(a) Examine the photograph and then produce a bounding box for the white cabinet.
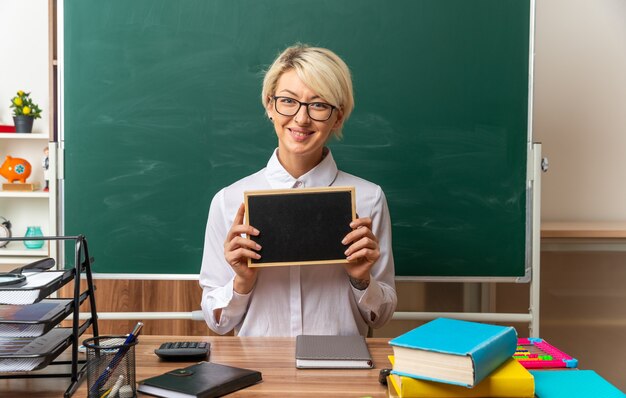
[0,134,57,270]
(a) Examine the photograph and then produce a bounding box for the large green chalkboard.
[64,0,531,277]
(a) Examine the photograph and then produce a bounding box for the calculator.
[154,341,210,361]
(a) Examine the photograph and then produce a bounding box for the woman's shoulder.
[335,170,387,211]
[213,168,270,202]
[335,170,383,195]
[335,171,388,216]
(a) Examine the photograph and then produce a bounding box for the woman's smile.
[288,127,315,141]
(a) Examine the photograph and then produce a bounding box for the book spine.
[471,327,518,385]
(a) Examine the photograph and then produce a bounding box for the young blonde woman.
[200,44,397,337]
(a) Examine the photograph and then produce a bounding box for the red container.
[0,125,16,133]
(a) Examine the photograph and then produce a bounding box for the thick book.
[388,356,534,397]
[389,318,517,387]
[295,335,374,369]
[137,361,262,398]
[530,370,624,398]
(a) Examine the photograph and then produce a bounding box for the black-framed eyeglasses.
[272,96,336,122]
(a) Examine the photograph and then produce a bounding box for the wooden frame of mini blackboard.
[244,186,356,267]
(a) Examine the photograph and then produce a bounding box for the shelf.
[0,247,49,257]
[0,191,50,198]
[0,133,50,141]
[0,242,49,262]
[542,222,626,239]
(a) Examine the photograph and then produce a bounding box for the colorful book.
[387,376,400,398]
[389,318,518,387]
[388,356,534,397]
[514,337,578,369]
[530,370,624,398]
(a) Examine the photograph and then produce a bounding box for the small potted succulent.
[10,90,42,133]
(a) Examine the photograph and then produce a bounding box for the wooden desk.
[1,336,393,397]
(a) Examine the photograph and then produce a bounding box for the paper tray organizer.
[0,298,75,338]
[0,328,73,372]
[0,235,100,398]
[0,270,74,305]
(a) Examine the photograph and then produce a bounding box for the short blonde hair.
[262,44,354,139]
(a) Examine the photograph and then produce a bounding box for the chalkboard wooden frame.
[244,187,356,267]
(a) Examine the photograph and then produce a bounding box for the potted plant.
[10,90,42,133]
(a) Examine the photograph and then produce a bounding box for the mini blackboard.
[244,187,356,267]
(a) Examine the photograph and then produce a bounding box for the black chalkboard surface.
[63,0,531,277]
[245,187,356,267]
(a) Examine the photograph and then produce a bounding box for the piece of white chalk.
[109,374,124,398]
[117,385,134,398]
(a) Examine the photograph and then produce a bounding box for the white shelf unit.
[0,135,57,271]
[0,1,55,272]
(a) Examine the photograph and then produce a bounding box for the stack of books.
[387,318,535,398]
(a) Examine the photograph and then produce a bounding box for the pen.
[90,322,143,396]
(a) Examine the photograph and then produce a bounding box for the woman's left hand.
[342,217,380,282]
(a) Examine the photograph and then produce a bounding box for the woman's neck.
[277,148,327,179]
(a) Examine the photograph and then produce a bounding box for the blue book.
[530,370,624,398]
[389,318,518,387]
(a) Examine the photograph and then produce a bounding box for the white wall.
[0,1,50,134]
[534,0,626,222]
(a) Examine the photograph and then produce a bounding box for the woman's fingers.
[225,204,259,244]
[225,235,261,254]
[233,203,246,224]
[224,203,262,267]
[342,216,380,270]
[226,247,261,263]
[342,218,377,247]
[345,236,377,259]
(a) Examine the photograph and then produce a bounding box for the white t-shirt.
[199,148,397,336]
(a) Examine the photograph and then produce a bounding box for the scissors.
[0,258,55,288]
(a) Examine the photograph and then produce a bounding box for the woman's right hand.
[224,203,261,294]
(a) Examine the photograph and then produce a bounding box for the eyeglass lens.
[273,96,334,121]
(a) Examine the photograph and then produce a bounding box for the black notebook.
[137,361,262,398]
[296,335,374,369]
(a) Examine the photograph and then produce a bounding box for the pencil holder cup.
[83,335,138,398]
